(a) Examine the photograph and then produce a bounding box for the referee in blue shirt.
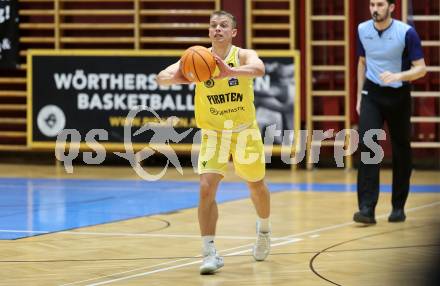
[354,0,426,224]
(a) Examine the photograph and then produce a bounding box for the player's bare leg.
[248,179,271,261]
[198,173,224,274]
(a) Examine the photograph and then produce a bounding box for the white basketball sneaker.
[253,222,271,261]
[199,248,224,275]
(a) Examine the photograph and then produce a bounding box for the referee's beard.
[372,9,391,22]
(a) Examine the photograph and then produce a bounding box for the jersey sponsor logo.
[228,77,239,86]
[204,79,215,88]
[206,92,243,105]
[209,106,245,116]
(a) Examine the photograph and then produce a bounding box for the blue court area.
[0,177,439,240]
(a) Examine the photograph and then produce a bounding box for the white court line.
[401,201,440,212]
[60,237,280,286]
[0,230,260,240]
[224,238,304,257]
[60,257,199,286]
[0,230,49,234]
[82,238,305,286]
[60,236,288,286]
[54,200,440,286]
[279,200,440,241]
[86,260,205,286]
[75,200,440,286]
[6,200,440,238]
[83,238,305,286]
[62,232,259,240]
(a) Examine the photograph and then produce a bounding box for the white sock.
[258,217,271,233]
[202,235,215,254]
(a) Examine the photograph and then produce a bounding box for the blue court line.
[0,177,438,240]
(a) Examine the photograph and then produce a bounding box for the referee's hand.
[380,71,402,84]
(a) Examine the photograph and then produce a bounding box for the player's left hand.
[380,71,402,84]
[212,53,234,79]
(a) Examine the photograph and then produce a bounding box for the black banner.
[29,51,299,150]
[31,54,197,145]
[0,0,19,69]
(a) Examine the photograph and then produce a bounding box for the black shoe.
[353,208,376,224]
[388,209,406,222]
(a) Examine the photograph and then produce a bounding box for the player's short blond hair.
[210,10,237,28]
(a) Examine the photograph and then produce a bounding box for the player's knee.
[248,180,268,195]
[199,181,216,202]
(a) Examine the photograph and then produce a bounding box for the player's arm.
[156,61,191,86]
[213,49,265,79]
[356,56,366,115]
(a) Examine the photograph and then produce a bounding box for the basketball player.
[156,10,271,274]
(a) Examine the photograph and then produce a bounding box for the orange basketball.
[180,46,216,82]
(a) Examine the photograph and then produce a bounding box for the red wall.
[222,0,245,47]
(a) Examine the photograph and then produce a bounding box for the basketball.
[180,46,216,82]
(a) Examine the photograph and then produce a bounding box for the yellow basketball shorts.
[197,122,266,182]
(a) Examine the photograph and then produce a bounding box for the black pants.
[357,79,412,212]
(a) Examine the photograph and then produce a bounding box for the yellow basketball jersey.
[194,45,256,131]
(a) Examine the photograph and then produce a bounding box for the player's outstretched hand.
[174,63,192,84]
[212,53,234,79]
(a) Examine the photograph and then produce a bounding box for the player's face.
[370,0,394,22]
[209,15,237,44]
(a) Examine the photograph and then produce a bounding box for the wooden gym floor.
[0,164,439,286]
